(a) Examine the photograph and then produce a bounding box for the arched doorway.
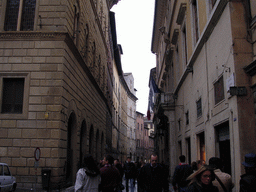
[96,130,100,162]
[89,126,94,155]
[66,112,77,185]
[101,133,104,159]
[80,120,87,167]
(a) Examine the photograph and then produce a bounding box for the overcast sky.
[111,0,156,115]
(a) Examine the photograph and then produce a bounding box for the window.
[73,1,80,45]
[4,0,36,31]
[2,78,24,114]
[178,118,181,131]
[196,98,202,118]
[181,23,188,66]
[3,165,11,176]
[214,76,225,104]
[82,24,89,61]
[185,111,189,125]
[192,0,199,43]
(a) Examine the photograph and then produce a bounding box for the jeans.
[125,178,135,192]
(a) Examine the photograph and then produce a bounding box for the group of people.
[73,152,256,192]
[172,153,256,192]
[74,153,169,192]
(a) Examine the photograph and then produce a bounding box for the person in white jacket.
[74,154,101,192]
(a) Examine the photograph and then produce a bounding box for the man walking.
[209,157,234,192]
[137,154,169,192]
[172,155,193,192]
[123,157,136,192]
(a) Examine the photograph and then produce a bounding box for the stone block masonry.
[0,32,109,189]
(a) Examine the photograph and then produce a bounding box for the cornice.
[151,0,168,53]
[0,31,67,40]
[120,75,138,101]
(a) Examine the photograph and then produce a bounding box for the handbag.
[215,174,228,192]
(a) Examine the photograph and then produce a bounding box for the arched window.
[89,126,94,155]
[73,1,80,45]
[4,0,36,31]
[91,41,96,73]
[98,55,101,84]
[82,24,89,63]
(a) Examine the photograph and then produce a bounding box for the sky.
[111,0,156,115]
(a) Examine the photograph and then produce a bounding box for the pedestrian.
[123,157,136,192]
[74,154,101,192]
[114,158,125,192]
[136,161,145,192]
[100,154,121,192]
[137,153,169,192]
[196,160,205,170]
[191,161,198,172]
[186,165,218,192]
[172,155,193,192]
[239,153,256,192]
[209,157,234,192]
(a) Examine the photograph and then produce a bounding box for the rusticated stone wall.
[0,0,113,189]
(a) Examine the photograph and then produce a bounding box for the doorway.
[80,120,87,168]
[215,122,231,174]
[66,112,77,185]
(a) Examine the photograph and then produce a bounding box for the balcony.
[154,92,175,112]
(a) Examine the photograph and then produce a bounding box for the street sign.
[34,147,41,161]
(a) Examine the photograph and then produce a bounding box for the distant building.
[143,114,155,161]
[124,73,137,161]
[135,112,154,163]
[135,112,145,162]
[110,14,137,163]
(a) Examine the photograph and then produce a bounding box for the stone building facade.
[135,111,145,162]
[135,112,154,163]
[0,0,122,190]
[143,114,155,162]
[124,73,137,160]
[151,0,256,190]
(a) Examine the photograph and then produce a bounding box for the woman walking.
[186,165,218,192]
[74,154,101,192]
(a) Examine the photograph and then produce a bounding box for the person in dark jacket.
[240,153,256,192]
[137,154,169,192]
[172,155,193,192]
[114,158,124,192]
[186,165,218,192]
[123,157,136,192]
[100,155,121,192]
